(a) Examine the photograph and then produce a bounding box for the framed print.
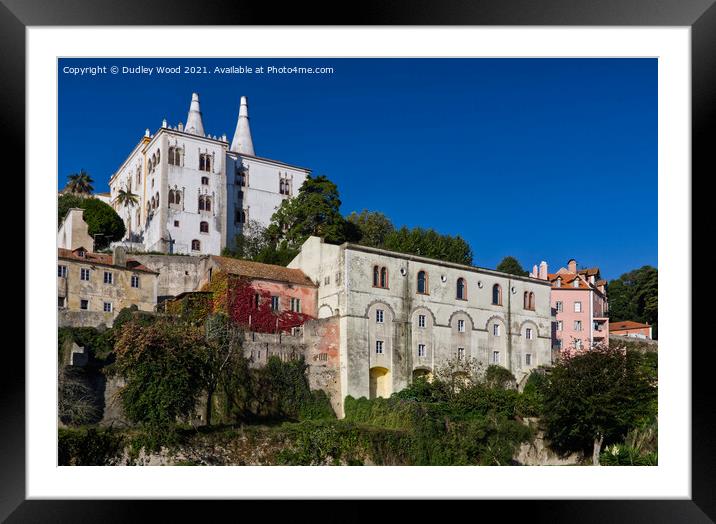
[6,0,714,520]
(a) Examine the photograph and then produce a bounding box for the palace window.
[200,221,209,233]
[457,347,465,360]
[575,339,584,350]
[375,340,384,354]
[103,271,113,284]
[417,271,428,294]
[574,320,582,331]
[526,327,533,340]
[199,153,212,172]
[58,265,67,278]
[131,275,140,288]
[80,268,90,281]
[418,314,426,328]
[198,195,212,212]
[376,309,384,323]
[380,267,388,288]
[556,301,563,312]
[103,302,113,313]
[271,296,280,311]
[236,209,246,224]
[168,189,182,206]
[174,220,180,227]
[457,319,465,333]
[168,147,182,166]
[237,172,246,186]
[492,351,500,364]
[191,239,201,251]
[493,324,501,336]
[574,301,582,313]
[525,353,532,366]
[492,284,502,305]
[557,320,563,331]
[80,299,89,310]
[456,278,466,300]
[418,344,426,357]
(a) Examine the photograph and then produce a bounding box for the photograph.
[56,57,659,467]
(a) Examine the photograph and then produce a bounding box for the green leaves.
[608,265,658,338]
[496,256,529,277]
[58,194,126,249]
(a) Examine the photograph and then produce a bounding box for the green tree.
[113,318,208,446]
[115,184,139,209]
[383,226,473,265]
[222,219,270,261]
[63,169,95,196]
[496,256,529,277]
[347,209,394,248]
[542,345,657,465]
[58,195,126,249]
[268,175,357,249]
[607,266,658,338]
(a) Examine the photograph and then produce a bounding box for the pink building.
[530,258,609,353]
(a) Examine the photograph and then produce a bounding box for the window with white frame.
[575,339,583,350]
[375,340,384,354]
[271,296,280,311]
[104,271,113,284]
[574,301,582,312]
[103,302,112,312]
[290,298,301,313]
[80,268,90,281]
[457,347,465,360]
[526,327,533,340]
[376,309,384,323]
[557,320,563,331]
[525,353,532,366]
[493,324,501,336]
[417,344,426,357]
[492,351,500,364]
[58,265,67,278]
[457,319,465,332]
[574,320,582,331]
[556,301,563,312]
[418,314,426,328]
[131,275,140,288]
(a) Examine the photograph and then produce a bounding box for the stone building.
[57,246,159,327]
[289,236,554,415]
[107,93,310,255]
[530,258,609,352]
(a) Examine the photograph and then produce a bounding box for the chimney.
[184,93,205,136]
[531,264,538,278]
[567,259,577,273]
[231,95,256,155]
[113,246,127,268]
[539,261,548,280]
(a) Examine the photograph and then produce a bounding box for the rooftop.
[610,321,651,331]
[58,247,158,274]
[210,256,316,287]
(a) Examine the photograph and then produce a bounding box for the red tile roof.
[58,247,158,274]
[610,321,651,331]
[210,256,316,287]
[548,272,590,289]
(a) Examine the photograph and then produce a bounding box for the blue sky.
[58,58,656,280]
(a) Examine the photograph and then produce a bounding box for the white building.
[108,93,310,255]
[289,237,554,415]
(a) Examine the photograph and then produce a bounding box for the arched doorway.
[369,367,391,399]
[412,368,433,383]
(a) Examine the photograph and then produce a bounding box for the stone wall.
[131,254,209,301]
[59,309,114,329]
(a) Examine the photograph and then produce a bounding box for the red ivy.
[221,276,314,334]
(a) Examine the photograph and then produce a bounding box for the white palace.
[107,93,310,255]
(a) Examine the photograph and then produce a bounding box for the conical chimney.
[230,96,255,155]
[184,93,205,136]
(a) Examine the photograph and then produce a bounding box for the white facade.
[108,93,309,255]
[290,237,554,415]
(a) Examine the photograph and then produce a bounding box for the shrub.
[58,427,125,465]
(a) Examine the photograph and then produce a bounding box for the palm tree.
[64,170,94,196]
[115,184,139,241]
[115,185,139,208]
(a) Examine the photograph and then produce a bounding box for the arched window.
[198,195,211,212]
[529,292,535,310]
[524,291,529,309]
[380,267,388,288]
[417,271,428,294]
[168,190,175,205]
[174,191,180,205]
[191,239,201,251]
[198,195,205,211]
[199,153,212,172]
[205,196,211,212]
[235,209,246,224]
[373,266,380,287]
[200,221,209,233]
[456,278,466,300]
[492,284,502,305]
[279,179,285,194]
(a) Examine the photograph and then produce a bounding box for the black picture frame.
[6,0,712,521]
